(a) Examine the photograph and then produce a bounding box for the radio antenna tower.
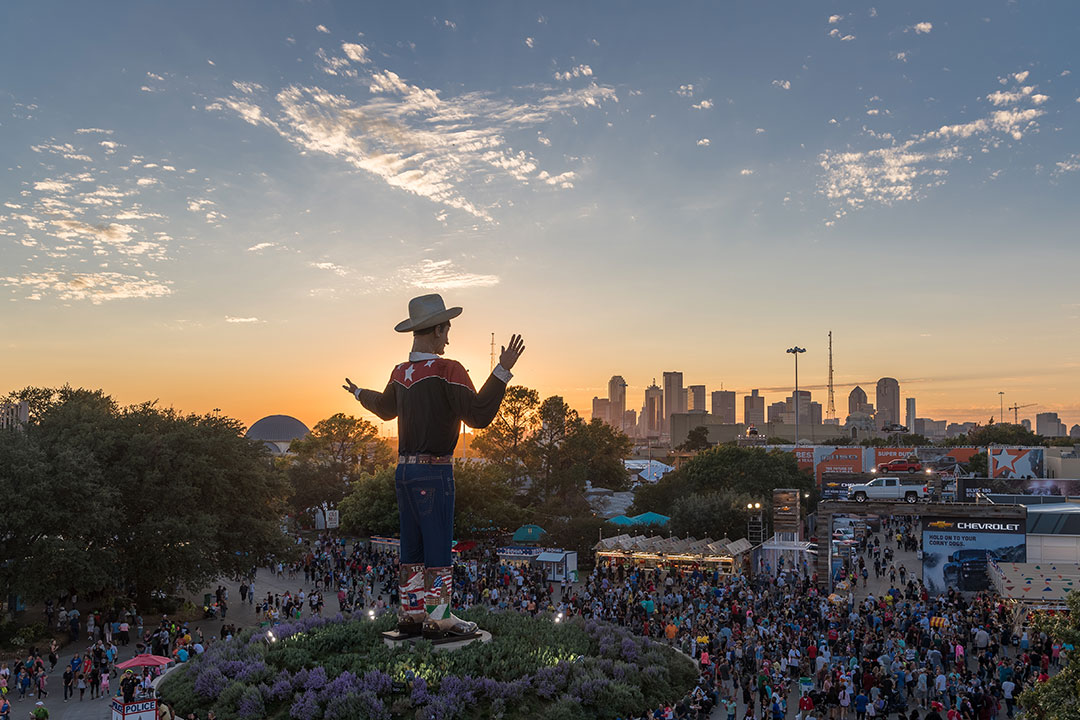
[826,331,836,420]
[490,332,496,372]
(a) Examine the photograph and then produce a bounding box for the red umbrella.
[116,654,173,670]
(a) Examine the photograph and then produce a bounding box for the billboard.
[816,447,864,483]
[873,447,915,465]
[990,448,1045,478]
[958,476,1080,501]
[921,516,1026,594]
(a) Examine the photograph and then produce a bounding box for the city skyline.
[2,2,1079,433]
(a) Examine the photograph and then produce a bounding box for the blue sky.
[2,1,1079,429]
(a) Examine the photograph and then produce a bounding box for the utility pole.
[826,331,836,421]
[786,346,806,446]
[998,391,1004,426]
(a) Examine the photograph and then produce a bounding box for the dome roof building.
[245,414,310,455]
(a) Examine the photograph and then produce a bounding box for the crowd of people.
[10,521,1067,720]
[276,522,1066,720]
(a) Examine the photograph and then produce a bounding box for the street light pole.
[786,346,806,446]
[998,391,1004,425]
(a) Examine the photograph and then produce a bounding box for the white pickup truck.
[847,476,929,504]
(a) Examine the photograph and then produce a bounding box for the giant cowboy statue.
[343,294,525,639]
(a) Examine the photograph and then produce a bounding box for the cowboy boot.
[396,563,425,636]
[422,566,477,639]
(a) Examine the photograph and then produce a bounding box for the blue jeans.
[395,463,454,568]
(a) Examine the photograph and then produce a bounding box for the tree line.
[0,386,293,607]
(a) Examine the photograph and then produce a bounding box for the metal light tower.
[786,346,806,445]
[998,391,1004,425]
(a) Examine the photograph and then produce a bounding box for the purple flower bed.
[159,609,697,720]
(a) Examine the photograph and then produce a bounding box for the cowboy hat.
[394,294,462,333]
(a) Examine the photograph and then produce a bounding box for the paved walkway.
[18,565,314,720]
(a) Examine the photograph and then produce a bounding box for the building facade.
[686,385,706,413]
[744,389,765,426]
[662,371,684,432]
[905,397,916,432]
[608,376,626,430]
[644,381,664,437]
[592,397,611,425]
[1036,412,1067,438]
[0,401,29,430]
[875,377,900,426]
[711,390,736,424]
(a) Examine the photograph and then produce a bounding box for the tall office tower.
[608,376,627,430]
[712,390,737,424]
[876,377,900,426]
[1036,412,1066,438]
[686,385,706,413]
[644,380,664,436]
[767,401,787,424]
[744,389,765,426]
[848,386,869,415]
[662,371,684,431]
[1021,419,1032,432]
[623,409,637,435]
[591,397,610,425]
[809,401,823,426]
[905,398,916,431]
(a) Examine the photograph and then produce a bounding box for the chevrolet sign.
[928,521,952,529]
[956,522,1020,532]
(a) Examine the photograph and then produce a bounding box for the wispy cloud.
[209,42,615,222]
[554,65,592,82]
[246,242,279,252]
[1055,154,1080,174]
[401,259,499,290]
[524,37,534,49]
[315,24,330,34]
[675,84,694,98]
[772,80,791,90]
[911,22,933,34]
[225,316,262,323]
[740,168,754,175]
[819,75,1048,222]
[691,99,713,110]
[0,271,171,303]
[696,138,710,147]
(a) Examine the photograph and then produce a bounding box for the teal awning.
[512,524,547,543]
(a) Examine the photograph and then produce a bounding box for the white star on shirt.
[404,364,415,382]
[425,360,436,367]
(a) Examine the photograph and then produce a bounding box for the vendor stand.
[594,533,751,574]
[534,551,578,582]
[111,654,172,720]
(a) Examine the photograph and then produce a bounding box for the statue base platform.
[382,628,490,651]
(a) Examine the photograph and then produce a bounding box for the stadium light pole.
[786,346,806,446]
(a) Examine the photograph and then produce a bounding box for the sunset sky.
[3,1,1079,435]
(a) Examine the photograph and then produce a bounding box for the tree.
[631,445,811,516]
[669,491,758,541]
[677,426,711,452]
[452,461,523,536]
[962,423,1041,447]
[1019,590,1080,719]
[528,396,581,505]
[2,386,293,603]
[338,467,399,537]
[562,419,634,491]
[286,413,395,513]
[470,385,540,480]
[967,451,988,477]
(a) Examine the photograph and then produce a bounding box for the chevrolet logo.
[928,521,952,529]
[827,482,839,487]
